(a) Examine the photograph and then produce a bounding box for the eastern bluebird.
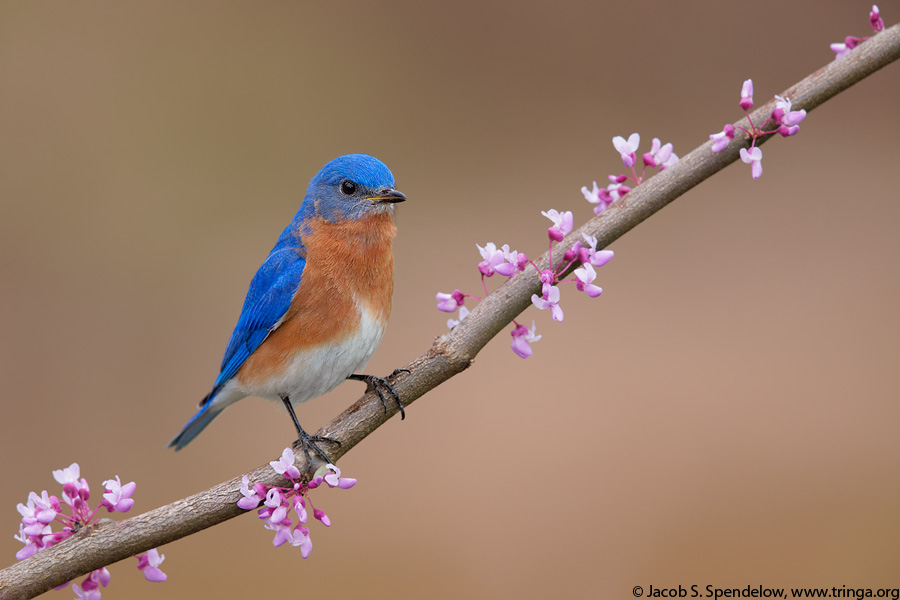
[169,154,406,460]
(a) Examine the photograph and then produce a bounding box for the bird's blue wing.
[211,247,306,394]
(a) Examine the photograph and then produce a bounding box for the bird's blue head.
[301,154,405,223]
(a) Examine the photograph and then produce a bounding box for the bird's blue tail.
[168,396,224,450]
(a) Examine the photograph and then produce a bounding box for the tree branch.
[2,23,898,600]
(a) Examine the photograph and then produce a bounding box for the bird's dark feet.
[281,395,340,464]
[291,430,341,465]
[348,369,409,420]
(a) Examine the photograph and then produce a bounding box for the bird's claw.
[292,431,341,465]
[348,371,408,420]
[282,394,340,464]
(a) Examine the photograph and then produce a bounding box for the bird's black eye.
[340,180,357,196]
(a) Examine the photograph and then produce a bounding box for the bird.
[169,154,406,460]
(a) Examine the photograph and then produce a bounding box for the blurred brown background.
[2,1,899,598]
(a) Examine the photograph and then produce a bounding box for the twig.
[1,23,898,600]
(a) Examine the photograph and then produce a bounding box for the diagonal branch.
[2,23,898,600]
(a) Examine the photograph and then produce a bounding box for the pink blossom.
[435,292,456,312]
[576,238,592,264]
[477,242,516,277]
[92,568,111,588]
[501,245,529,272]
[435,289,465,312]
[581,181,614,215]
[101,476,136,513]
[830,41,851,58]
[606,176,631,198]
[581,180,602,204]
[72,584,101,600]
[845,35,863,49]
[79,580,99,595]
[266,518,308,551]
[660,151,679,169]
[510,321,542,359]
[53,463,89,506]
[136,548,167,582]
[44,529,70,550]
[313,508,331,526]
[870,5,884,31]
[574,264,603,298]
[237,475,262,510]
[541,209,574,242]
[612,133,640,168]
[831,36,864,59]
[264,488,288,524]
[740,146,763,179]
[642,138,676,169]
[514,251,530,271]
[19,491,59,527]
[710,124,735,153]
[322,464,357,489]
[265,519,294,547]
[577,234,615,268]
[73,568,111,599]
[14,524,39,560]
[292,495,308,523]
[778,124,799,137]
[591,251,614,269]
[773,95,807,128]
[24,522,55,548]
[52,463,80,486]
[15,543,39,561]
[447,305,469,329]
[498,245,522,275]
[291,526,313,558]
[17,499,39,535]
[270,447,302,480]
[739,79,754,110]
[531,283,564,322]
[601,183,629,207]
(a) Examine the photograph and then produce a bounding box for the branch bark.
[2,24,898,600]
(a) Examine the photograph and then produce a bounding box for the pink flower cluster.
[237,448,356,559]
[529,228,613,325]
[709,79,808,179]
[436,212,614,358]
[436,133,683,357]
[13,462,166,599]
[831,5,885,58]
[581,133,679,215]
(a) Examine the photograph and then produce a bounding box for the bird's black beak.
[366,188,407,204]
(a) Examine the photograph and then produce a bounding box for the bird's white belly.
[244,306,386,405]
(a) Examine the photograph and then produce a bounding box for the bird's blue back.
[214,239,306,391]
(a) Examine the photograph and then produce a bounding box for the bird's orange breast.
[236,212,397,386]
